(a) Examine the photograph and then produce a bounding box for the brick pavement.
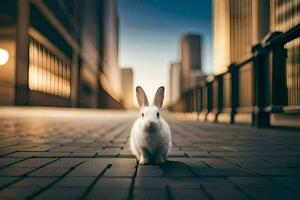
[0,108,300,200]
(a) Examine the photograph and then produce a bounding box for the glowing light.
[29,64,70,98]
[0,48,9,66]
[28,38,71,98]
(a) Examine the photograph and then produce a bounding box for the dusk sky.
[118,0,212,103]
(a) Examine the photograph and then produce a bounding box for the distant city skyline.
[118,0,212,104]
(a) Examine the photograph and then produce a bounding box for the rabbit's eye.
[142,113,144,117]
[157,112,160,118]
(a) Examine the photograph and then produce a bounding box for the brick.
[191,167,251,177]
[11,158,56,168]
[104,166,136,177]
[95,177,131,189]
[10,177,56,188]
[55,177,94,187]
[204,187,250,200]
[171,189,209,200]
[134,177,200,189]
[137,165,163,177]
[29,167,69,177]
[46,158,86,168]
[35,188,85,200]
[0,187,40,200]
[133,189,167,200]
[0,167,34,176]
[67,166,107,177]
[86,189,129,200]
[0,158,25,168]
[0,177,18,188]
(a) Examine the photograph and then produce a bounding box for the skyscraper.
[181,34,203,92]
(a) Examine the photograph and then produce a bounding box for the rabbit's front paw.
[139,157,150,165]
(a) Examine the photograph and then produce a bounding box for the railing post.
[199,87,203,112]
[189,91,191,112]
[252,44,270,128]
[184,94,187,112]
[229,64,238,124]
[216,74,223,121]
[199,82,209,121]
[270,37,287,109]
[207,81,213,117]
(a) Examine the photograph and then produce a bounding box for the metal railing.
[169,23,300,127]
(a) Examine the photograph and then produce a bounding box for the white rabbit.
[130,86,172,165]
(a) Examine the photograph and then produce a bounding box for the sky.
[118,0,212,104]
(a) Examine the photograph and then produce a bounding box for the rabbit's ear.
[153,86,165,109]
[136,86,149,108]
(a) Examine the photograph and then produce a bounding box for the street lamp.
[0,48,9,66]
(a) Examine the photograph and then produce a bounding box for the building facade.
[0,0,122,108]
[181,34,203,92]
[270,0,300,108]
[212,0,231,74]
[121,68,134,109]
[212,0,270,74]
[169,62,181,105]
[212,0,300,108]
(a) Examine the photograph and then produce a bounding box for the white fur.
[130,86,172,165]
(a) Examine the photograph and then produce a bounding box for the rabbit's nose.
[149,121,155,128]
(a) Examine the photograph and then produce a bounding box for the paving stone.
[35,188,85,200]
[204,187,251,200]
[137,165,163,177]
[86,189,129,200]
[170,158,210,168]
[94,177,131,189]
[4,152,41,158]
[104,166,136,177]
[242,187,297,200]
[133,189,167,200]
[0,167,34,176]
[247,168,300,176]
[171,189,209,200]
[271,177,300,191]
[11,158,56,168]
[10,177,56,188]
[134,177,200,189]
[29,167,69,177]
[35,152,73,157]
[67,166,107,177]
[186,151,212,157]
[0,187,40,200]
[134,177,169,189]
[228,177,283,189]
[46,158,86,168]
[0,177,19,188]
[200,158,240,168]
[264,157,300,168]
[67,152,96,157]
[54,177,94,187]
[191,167,253,177]
[224,158,272,168]
[163,167,194,177]
[0,158,25,168]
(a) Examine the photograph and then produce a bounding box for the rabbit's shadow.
[137,160,201,184]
